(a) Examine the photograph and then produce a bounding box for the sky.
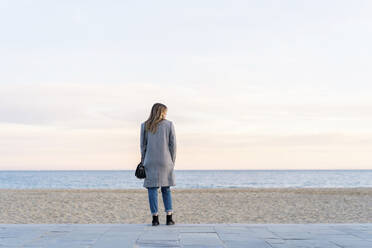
[1,0,372,170]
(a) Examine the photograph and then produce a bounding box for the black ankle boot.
[152,215,159,226]
[166,214,175,225]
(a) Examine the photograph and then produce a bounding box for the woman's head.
[145,103,168,133]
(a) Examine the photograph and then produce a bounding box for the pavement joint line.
[213,226,228,248]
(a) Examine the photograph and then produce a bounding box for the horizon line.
[1,169,372,171]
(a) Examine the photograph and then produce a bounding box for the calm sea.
[0,170,371,189]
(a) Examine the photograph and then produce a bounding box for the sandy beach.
[1,188,371,224]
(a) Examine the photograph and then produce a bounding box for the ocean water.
[0,170,371,189]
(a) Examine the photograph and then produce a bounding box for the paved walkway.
[0,223,371,248]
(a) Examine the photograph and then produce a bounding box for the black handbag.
[135,161,146,179]
[136,124,147,179]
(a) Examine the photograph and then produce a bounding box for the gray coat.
[140,119,176,188]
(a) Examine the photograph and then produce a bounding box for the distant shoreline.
[2,170,372,188]
[2,169,372,171]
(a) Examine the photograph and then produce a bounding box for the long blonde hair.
[145,103,167,134]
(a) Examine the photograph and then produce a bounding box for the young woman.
[140,103,176,226]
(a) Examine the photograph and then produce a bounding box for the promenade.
[1,223,371,247]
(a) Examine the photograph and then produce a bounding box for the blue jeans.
[147,186,173,215]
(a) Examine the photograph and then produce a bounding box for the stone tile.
[182,246,224,248]
[329,238,372,248]
[180,233,224,246]
[345,230,372,239]
[264,238,286,244]
[136,240,181,248]
[269,239,342,248]
[223,239,273,248]
[217,232,257,241]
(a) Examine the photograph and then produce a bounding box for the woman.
[140,103,176,226]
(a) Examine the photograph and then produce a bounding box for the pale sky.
[1,0,372,170]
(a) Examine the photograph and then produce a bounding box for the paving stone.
[269,239,342,248]
[179,233,224,246]
[329,237,372,248]
[223,238,273,248]
[182,246,224,248]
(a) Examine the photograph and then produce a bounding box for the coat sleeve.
[140,123,147,163]
[168,121,177,164]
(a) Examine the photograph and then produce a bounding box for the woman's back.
[141,119,176,188]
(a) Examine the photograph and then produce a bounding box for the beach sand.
[1,188,371,224]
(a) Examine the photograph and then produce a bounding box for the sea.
[0,170,371,189]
